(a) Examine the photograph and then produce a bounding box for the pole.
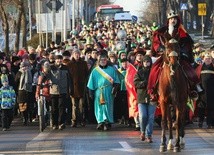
[183,10,186,29]
[61,3,64,42]
[63,0,67,41]
[52,0,56,42]
[72,0,75,30]
[46,13,48,48]
[202,15,204,40]
[28,0,32,40]
[38,0,41,45]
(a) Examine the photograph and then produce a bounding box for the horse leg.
[159,106,167,152]
[167,107,174,150]
[173,109,181,152]
[179,113,185,149]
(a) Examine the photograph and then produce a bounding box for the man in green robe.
[87,54,120,131]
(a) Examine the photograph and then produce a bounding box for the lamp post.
[52,0,56,42]
[28,0,32,40]
[72,0,75,31]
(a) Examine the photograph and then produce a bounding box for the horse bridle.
[164,39,180,76]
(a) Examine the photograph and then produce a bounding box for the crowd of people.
[0,10,214,143]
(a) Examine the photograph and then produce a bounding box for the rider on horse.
[148,10,203,101]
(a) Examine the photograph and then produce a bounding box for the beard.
[168,24,174,36]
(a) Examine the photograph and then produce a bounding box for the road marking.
[25,131,63,154]
[119,141,132,149]
[116,141,135,152]
[0,150,61,154]
[194,129,214,145]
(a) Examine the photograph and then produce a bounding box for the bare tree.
[13,0,27,52]
[0,0,12,55]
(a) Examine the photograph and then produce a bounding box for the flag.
[125,63,138,118]
[187,97,196,121]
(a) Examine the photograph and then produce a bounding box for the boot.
[140,133,145,141]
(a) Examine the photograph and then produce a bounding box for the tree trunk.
[14,11,22,53]
[161,0,167,26]
[0,3,9,56]
[22,8,27,48]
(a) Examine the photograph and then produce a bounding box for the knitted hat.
[20,61,29,68]
[17,49,26,57]
[12,56,21,63]
[143,55,152,63]
[118,50,126,57]
[72,48,80,53]
[43,61,50,70]
[1,74,8,83]
[28,53,37,60]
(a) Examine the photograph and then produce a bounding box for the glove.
[88,89,95,100]
[112,83,120,96]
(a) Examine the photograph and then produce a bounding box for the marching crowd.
[0,10,214,143]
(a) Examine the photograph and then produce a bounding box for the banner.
[125,63,138,118]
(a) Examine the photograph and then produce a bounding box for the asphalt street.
[0,117,213,155]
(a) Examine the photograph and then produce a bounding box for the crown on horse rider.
[167,10,178,19]
[169,39,178,44]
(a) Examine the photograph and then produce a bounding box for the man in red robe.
[148,10,202,101]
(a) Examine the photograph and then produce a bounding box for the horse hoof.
[159,145,167,152]
[173,146,181,152]
[180,143,185,149]
[167,143,174,150]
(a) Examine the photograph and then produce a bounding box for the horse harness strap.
[200,70,214,74]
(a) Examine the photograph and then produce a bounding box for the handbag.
[19,103,27,112]
[50,84,60,95]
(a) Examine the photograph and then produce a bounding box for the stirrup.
[189,90,198,101]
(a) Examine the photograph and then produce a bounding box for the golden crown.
[167,10,178,19]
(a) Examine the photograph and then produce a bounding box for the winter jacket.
[0,86,16,109]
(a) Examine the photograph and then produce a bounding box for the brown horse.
[158,38,189,152]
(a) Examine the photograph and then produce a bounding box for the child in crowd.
[0,74,16,131]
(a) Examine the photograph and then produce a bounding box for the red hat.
[17,49,26,57]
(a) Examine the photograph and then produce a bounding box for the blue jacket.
[0,86,16,109]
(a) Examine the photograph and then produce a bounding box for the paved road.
[0,117,213,155]
[191,34,214,48]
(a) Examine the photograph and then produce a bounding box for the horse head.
[163,38,181,76]
[164,38,180,64]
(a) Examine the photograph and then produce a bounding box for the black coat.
[134,67,151,104]
[200,63,214,110]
